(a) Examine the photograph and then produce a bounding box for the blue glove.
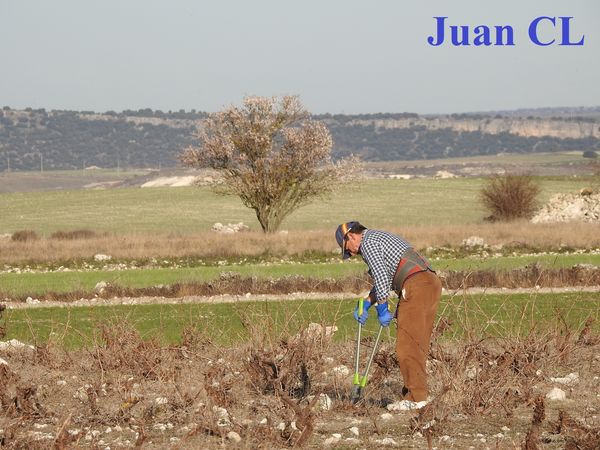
[353,298,372,325]
[375,302,393,327]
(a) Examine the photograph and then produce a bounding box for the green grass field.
[2,253,599,297]
[1,176,597,234]
[3,292,599,348]
[2,173,598,351]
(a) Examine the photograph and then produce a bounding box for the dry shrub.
[481,174,541,221]
[241,314,330,398]
[73,273,370,302]
[442,264,600,289]
[576,317,598,346]
[10,229,38,242]
[551,410,600,449]
[0,357,45,421]
[50,229,99,240]
[91,320,177,381]
[523,396,545,450]
[240,312,336,446]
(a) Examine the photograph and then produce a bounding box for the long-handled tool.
[351,299,384,404]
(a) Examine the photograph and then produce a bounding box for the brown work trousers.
[395,270,442,402]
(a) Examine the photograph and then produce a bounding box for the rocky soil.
[1,318,599,449]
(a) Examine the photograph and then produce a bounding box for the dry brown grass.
[1,222,599,265]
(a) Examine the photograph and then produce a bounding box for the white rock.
[349,426,359,437]
[434,170,456,179]
[375,437,398,446]
[465,366,481,379]
[422,419,436,430]
[73,386,90,402]
[532,193,600,223]
[0,339,35,352]
[380,413,394,420]
[324,434,341,446]
[462,236,485,248]
[386,400,428,411]
[318,393,333,411]
[26,296,40,304]
[212,222,250,233]
[212,406,231,426]
[154,397,168,405]
[332,365,350,376]
[0,357,8,366]
[94,281,110,294]
[549,372,579,385]
[546,387,567,401]
[226,431,241,443]
[141,176,198,188]
[94,254,112,261]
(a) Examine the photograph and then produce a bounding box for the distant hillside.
[0,106,599,171]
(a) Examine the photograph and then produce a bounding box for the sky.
[1,0,599,115]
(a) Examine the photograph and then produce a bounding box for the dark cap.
[335,221,360,259]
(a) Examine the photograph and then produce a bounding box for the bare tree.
[180,96,360,232]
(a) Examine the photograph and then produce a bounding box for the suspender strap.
[392,248,433,292]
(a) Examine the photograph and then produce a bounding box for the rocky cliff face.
[351,117,600,139]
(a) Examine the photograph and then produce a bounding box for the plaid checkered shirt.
[359,229,411,303]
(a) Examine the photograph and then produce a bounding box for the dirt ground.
[1,296,599,450]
